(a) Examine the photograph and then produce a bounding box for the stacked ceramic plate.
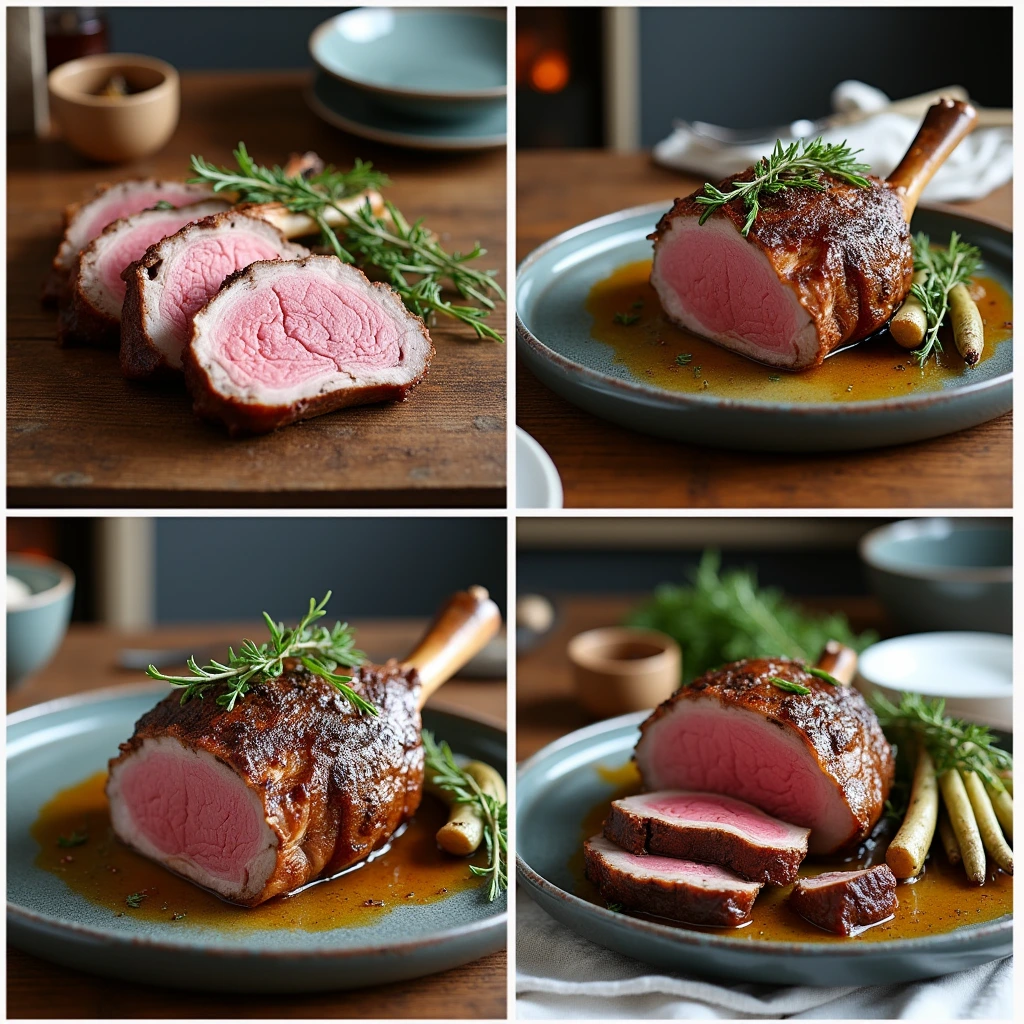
[308,8,507,151]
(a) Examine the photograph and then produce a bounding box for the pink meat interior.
[618,850,743,882]
[159,234,286,348]
[214,273,403,389]
[645,792,795,843]
[79,186,200,247]
[117,751,266,883]
[97,211,212,306]
[657,224,801,354]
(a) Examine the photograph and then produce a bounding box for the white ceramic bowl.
[516,427,563,509]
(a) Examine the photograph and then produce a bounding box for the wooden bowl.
[567,627,681,719]
[48,54,179,163]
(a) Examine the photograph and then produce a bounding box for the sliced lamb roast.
[584,835,762,926]
[183,255,434,435]
[649,100,978,369]
[120,211,310,379]
[106,586,500,907]
[605,790,809,885]
[633,654,894,855]
[60,200,231,347]
[46,180,214,303]
[788,864,898,935]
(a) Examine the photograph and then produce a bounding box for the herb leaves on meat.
[188,144,505,341]
[146,593,375,715]
[696,138,871,236]
[422,730,507,902]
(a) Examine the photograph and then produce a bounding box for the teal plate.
[517,204,1012,451]
[517,713,1012,986]
[8,683,507,993]
[306,73,506,152]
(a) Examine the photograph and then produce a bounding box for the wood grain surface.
[516,151,1012,509]
[7,619,507,1018]
[7,72,507,508]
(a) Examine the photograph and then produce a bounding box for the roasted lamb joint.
[106,587,501,906]
[649,100,978,370]
[633,650,895,854]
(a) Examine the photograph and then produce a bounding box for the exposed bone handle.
[403,586,503,708]
[814,641,858,686]
[248,189,386,241]
[887,99,978,219]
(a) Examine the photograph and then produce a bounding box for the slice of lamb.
[60,200,231,347]
[45,180,214,303]
[788,864,898,935]
[183,255,434,435]
[120,211,310,379]
[585,835,762,926]
[605,790,809,885]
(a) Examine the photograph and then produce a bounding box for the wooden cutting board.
[7,72,506,508]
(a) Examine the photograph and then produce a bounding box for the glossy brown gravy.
[34,772,484,932]
[572,763,1012,943]
[587,259,1012,403]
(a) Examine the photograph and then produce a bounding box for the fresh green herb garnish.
[151,200,175,211]
[870,692,1011,788]
[696,138,871,236]
[57,830,88,848]
[188,144,504,341]
[146,593,374,715]
[125,892,147,908]
[614,312,641,326]
[806,666,841,686]
[675,353,692,366]
[626,551,876,683]
[605,902,624,913]
[422,730,507,902]
[768,676,812,695]
[768,374,781,383]
[908,232,982,366]
[692,365,702,377]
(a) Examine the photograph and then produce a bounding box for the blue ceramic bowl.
[309,8,506,122]
[7,555,75,686]
[859,518,1011,634]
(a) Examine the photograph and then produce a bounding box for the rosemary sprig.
[696,138,871,236]
[422,730,507,902]
[125,892,147,908]
[768,676,811,695]
[188,144,504,341]
[908,232,982,365]
[146,593,375,716]
[57,830,88,848]
[870,691,1011,788]
[805,666,840,686]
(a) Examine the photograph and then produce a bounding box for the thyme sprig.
[146,593,375,716]
[870,691,1011,788]
[696,137,871,236]
[908,232,982,366]
[188,144,504,341]
[422,730,507,902]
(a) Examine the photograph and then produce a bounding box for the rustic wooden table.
[516,152,1012,509]
[7,619,507,1019]
[8,72,507,509]
[516,593,888,761]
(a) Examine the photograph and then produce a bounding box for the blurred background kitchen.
[517,516,1011,759]
[7,516,507,714]
[517,6,1011,150]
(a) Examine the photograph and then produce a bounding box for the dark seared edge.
[789,864,898,935]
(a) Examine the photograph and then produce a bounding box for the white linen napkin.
[516,889,1012,1020]
[652,82,1012,203]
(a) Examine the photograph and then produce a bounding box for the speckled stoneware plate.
[8,683,506,993]
[517,712,1012,986]
[516,204,1012,451]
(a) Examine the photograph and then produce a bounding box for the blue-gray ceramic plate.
[517,712,1012,986]
[516,203,1012,452]
[309,8,505,120]
[306,73,506,152]
[8,683,506,993]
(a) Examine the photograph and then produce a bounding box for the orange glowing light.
[530,50,570,93]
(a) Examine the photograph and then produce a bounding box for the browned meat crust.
[107,659,423,906]
[789,864,898,935]
[604,800,807,885]
[639,658,895,850]
[650,174,914,366]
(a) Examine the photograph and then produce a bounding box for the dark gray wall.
[155,517,506,623]
[638,6,1012,146]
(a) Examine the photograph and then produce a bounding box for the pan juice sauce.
[587,259,1012,403]
[572,766,1012,944]
[34,772,484,932]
